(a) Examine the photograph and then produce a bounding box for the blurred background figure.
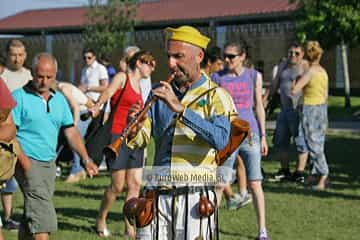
[0,39,33,231]
[269,43,309,183]
[67,48,109,180]
[292,41,329,190]
[262,57,286,117]
[201,45,224,76]
[1,39,32,91]
[53,80,95,181]
[100,54,117,83]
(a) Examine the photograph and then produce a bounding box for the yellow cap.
[165,25,210,50]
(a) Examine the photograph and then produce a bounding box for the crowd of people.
[0,25,329,240]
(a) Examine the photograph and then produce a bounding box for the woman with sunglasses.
[292,41,329,190]
[212,42,269,240]
[91,51,155,238]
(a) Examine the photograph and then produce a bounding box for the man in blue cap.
[127,25,237,239]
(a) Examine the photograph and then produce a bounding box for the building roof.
[0,0,298,34]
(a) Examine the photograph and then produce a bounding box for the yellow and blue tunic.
[129,73,237,184]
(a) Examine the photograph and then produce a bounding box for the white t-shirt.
[1,67,32,92]
[140,76,152,102]
[80,60,108,101]
[58,82,88,111]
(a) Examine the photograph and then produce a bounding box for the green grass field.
[3,132,360,240]
[327,96,360,121]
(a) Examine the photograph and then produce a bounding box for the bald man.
[127,26,237,240]
[12,53,98,240]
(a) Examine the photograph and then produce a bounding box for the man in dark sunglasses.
[268,42,309,183]
[79,48,109,99]
[65,48,109,183]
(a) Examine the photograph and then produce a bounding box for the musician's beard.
[174,76,189,87]
[173,67,191,87]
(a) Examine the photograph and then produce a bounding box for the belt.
[155,185,215,196]
[0,142,14,153]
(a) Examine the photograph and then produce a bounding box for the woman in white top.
[57,82,94,123]
[54,81,95,183]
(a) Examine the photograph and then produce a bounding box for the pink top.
[0,78,16,110]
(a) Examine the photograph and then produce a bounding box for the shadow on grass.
[57,221,94,233]
[55,190,127,202]
[326,135,360,182]
[265,133,360,187]
[56,207,123,232]
[264,183,360,200]
[328,106,360,121]
[219,229,253,239]
[77,182,109,191]
[327,181,360,191]
[54,190,104,200]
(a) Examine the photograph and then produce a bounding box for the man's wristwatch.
[82,158,93,165]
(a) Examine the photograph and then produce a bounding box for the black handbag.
[84,78,128,166]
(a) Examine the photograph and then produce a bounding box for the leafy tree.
[83,0,137,58]
[291,0,360,107]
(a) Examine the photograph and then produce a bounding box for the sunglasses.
[141,60,155,68]
[288,51,301,57]
[83,55,93,60]
[223,53,240,60]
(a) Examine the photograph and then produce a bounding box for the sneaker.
[269,168,291,182]
[98,159,108,171]
[291,171,305,184]
[255,237,270,240]
[56,166,62,177]
[3,218,20,230]
[227,193,252,210]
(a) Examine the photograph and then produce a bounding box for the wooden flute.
[103,73,176,160]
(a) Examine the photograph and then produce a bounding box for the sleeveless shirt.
[110,74,143,134]
[212,68,260,136]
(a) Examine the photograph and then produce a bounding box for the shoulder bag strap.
[107,74,128,122]
[185,87,217,109]
[164,86,218,132]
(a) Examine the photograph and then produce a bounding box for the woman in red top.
[92,51,155,238]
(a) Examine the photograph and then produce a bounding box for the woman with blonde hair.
[91,50,155,238]
[292,41,329,190]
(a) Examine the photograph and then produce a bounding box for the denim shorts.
[237,133,263,181]
[274,108,307,153]
[273,108,299,148]
[220,133,263,181]
[217,151,237,184]
[1,177,18,193]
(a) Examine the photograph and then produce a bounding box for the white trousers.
[136,190,217,240]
